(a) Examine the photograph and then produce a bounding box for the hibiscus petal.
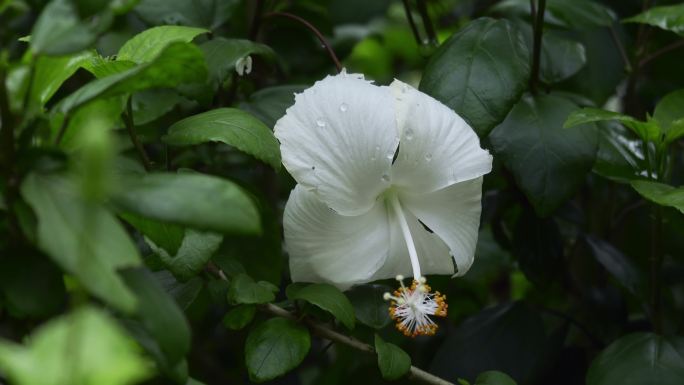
[388,79,492,194]
[275,72,399,216]
[372,203,454,280]
[400,177,484,276]
[283,184,391,288]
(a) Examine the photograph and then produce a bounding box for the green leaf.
[624,4,684,37]
[593,123,647,183]
[654,89,684,143]
[21,173,140,313]
[222,305,257,330]
[240,85,307,128]
[347,284,392,329]
[587,333,684,385]
[286,283,355,329]
[148,229,223,281]
[245,318,310,382]
[0,307,151,385]
[30,51,95,107]
[475,371,517,385]
[82,56,137,78]
[56,97,124,151]
[491,0,615,29]
[420,17,529,136]
[117,25,209,63]
[57,42,207,114]
[135,0,239,29]
[30,0,102,55]
[155,270,204,310]
[120,212,185,255]
[631,180,684,214]
[374,334,411,380]
[585,235,645,297]
[121,268,191,366]
[131,89,184,125]
[112,172,261,235]
[164,108,281,170]
[489,94,598,216]
[564,107,660,142]
[200,37,276,88]
[227,274,278,305]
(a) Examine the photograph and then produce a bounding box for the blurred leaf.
[131,89,183,125]
[112,172,261,235]
[164,108,281,170]
[200,37,276,88]
[490,94,598,216]
[240,84,306,128]
[593,123,646,183]
[245,318,310,382]
[120,213,184,255]
[624,4,684,37]
[346,284,392,329]
[587,333,684,385]
[475,371,518,385]
[154,270,204,310]
[56,97,124,151]
[29,51,95,108]
[30,0,102,55]
[585,235,645,296]
[492,0,615,29]
[564,107,660,142]
[121,268,191,367]
[430,302,547,384]
[21,173,140,313]
[0,307,150,385]
[0,251,65,318]
[512,210,562,287]
[57,42,207,114]
[227,273,277,305]
[421,17,530,136]
[117,25,208,63]
[631,180,684,214]
[135,0,239,29]
[287,283,355,329]
[222,304,256,330]
[374,334,411,380]
[654,88,684,143]
[148,229,223,281]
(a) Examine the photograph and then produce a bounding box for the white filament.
[389,194,421,281]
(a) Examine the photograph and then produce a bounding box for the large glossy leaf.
[631,180,684,214]
[512,210,563,287]
[287,283,355,330]
[135,0,239,29]
[117,25,208,63]
[240,85,307,128]
[429,302,547,383]
[420,17,530,136]
[585,235,645,296]
[593,123,646,183]
[57,42,207,114]
[21,173,140,313]
[374,334,411,380]
[112,172,261,235]
[245,318,311,382]
[624,4,684,36]
[491,0,615,29]
[30,0,101,55]
[490,94,598,216]
[587,333,684,385]
[346,284,392,329]
[200,38,276,88]
[121,268,191,367]
[164,108,281,170]
[0,307,150,385]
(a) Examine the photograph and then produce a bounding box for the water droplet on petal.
[316,118,326,128]
[339,103,348,112]
[386,151,394,160]
[425,153,433,162]
[405,128,414,140]
[381,174,390,182]
[401,84,409,93]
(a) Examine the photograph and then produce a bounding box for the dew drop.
[316,118,326,127]
[401,84,409,93]
[381,174,390,183]
[339,103,348,112]
[425,153,433,162]
[405,128,414,140]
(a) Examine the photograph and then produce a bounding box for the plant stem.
[609,25,632,72]
[416,0,437,45]
[122,97,152,171]
[54,115,70,145]
[639,39,684,68]
[21,56,36,113]
[401,0,423,45]
[0,67,19,239]
[262,12,342,73]
[529,0,546,94]
[649,205,663,333]
[248,0,265,40]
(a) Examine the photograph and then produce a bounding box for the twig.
[529,0,546,94]
[263,12,342,73]
[54,115,70,145]
[639,39,684,68]
[122,97,152,171]
[207,263,454,385]
[401,0,423,45]
[609,25,632,72]
[416,0,437,45]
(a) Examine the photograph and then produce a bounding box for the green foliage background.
[1,0,684,384]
